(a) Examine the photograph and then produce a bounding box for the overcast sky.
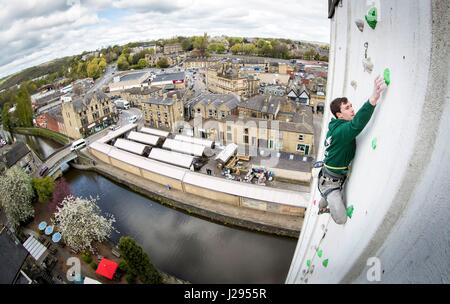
[0,0,330,79]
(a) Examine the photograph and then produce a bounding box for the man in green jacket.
[318,76,386,224]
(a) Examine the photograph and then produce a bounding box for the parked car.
[39,165,49,177]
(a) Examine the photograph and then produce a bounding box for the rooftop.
[0,228,29,284]
[152,72,185,83]
[119,72,149,82]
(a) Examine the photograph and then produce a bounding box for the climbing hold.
[323,259,329,268]
[371,137,377,150]
[306,260,311,268]
[383,68,391,86]
[355,19,364,32]
[346,205,354,219]
[317,249,323,258]
[362,58,374,73]
[313,199,316,206]
[365,7,378,29]
[350,80,357,90]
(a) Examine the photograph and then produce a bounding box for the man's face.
[337,101,355,121]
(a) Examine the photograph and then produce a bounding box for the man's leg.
[326,188,347,225]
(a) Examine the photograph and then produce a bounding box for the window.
[244,128,249,134]
[296,144,310,155]
[244,135,249,144]
[197,108,201,113]
[208,109,213,117]
[298,134,304,141]
[227,126,231,132]
[251,137,256,146]
[227,133,232,141]
[268,139,274,149]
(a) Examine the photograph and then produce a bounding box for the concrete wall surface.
[287,0,449,283]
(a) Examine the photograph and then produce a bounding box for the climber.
[318,75,386,224]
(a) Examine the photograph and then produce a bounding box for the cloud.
[0,0,330,78]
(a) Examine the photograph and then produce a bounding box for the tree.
[119,236,162,284]
[230,44,242,55]
[137,58,147,69]
[181,38,194,51]
[15,86,33,127]
[117,54,129,70]
[207,42,225,54]
[32,176,55,203]
[47,178,71,213]
[0,166,35,228]
[156,57,169,69]
[87,58,101,79]
[193,33,209,57]
[54,195,115,253]
[2,103,12,131]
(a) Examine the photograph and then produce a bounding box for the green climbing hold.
[384,68,391,86]
[323,259,329,268]
[317,249,323,258]
[371,137,377,150]
[306,260,311,267]
[346,205,354,219]
[365,7,378,29]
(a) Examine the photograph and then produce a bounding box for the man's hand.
[369,75,387,106]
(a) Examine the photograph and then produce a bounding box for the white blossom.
[54,195,115,253]
[0,166,34,228]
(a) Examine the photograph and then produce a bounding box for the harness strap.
[324,163,349,170]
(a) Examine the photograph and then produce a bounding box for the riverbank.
[73,152,303,238]
[14,127,71,145]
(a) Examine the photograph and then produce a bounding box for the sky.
[0,0,330,79]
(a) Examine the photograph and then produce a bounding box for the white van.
[70,138,86,151]
[128,115,137,123]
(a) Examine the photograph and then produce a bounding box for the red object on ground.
[96,258,118,280]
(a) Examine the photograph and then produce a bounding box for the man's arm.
[340,76,387,140]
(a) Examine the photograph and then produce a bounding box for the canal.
[64,168,297,283]
[17,134,298,283]
[14,133,64,160]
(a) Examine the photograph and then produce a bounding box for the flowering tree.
[54,195,115,253]
[47,178,71,213]
[0,166,34,228]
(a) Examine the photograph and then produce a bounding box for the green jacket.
[323,101,375,175]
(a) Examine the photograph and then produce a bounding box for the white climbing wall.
[287,0,449,283]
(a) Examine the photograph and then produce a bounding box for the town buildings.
[61,91,117,139]
[184,93,240,121]
[140,90,184,131]
[206,64,259,99]
[163,43,183,55]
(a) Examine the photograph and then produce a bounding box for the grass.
[13,127,71,145]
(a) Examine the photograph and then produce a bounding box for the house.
[61,91,117,139]
[286,83,310,106]
[140,90,184,131]
[237,95,284,120]
[193,107,314,156]
[185,93,240,121]
[0,228,30,284]
[163,43,183,55]
[0,142,34,173]
[206,64,259,99]
[114,86,162,108]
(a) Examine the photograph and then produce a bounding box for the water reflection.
[64,168,297,283]
[14,134,63,160]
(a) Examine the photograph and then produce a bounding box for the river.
[17,134,298,283]
[64,168,297,283]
